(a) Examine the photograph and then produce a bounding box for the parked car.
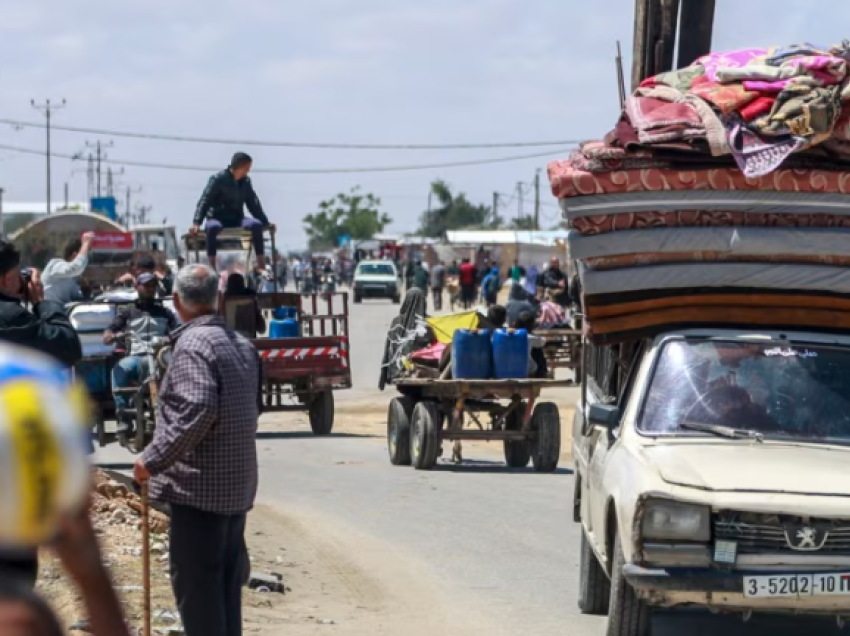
[353,260,400,304]
[573,328,850,635]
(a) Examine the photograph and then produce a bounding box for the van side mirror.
[588,403,620,429]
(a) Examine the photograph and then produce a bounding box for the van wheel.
[309,391,334,435]
[530,402,560,473]
[387,396,415,466]
[578,531,610,615]
[503,404,530,468]
[607,533,650,636]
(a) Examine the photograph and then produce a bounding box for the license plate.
[744,573,850,598]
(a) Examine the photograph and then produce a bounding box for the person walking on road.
[430,261,446,312]
[458,258,477,310]
[134,264,262,636]
[412,261,429,294]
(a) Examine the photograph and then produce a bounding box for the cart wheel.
[503,403,531,468]
[410,401,441,470]
[392,294,401,304]
[309,391,335,435]
[530,402,561,473]
[387,396,415,466]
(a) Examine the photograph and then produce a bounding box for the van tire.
[606,533,650,636]
[578,530,611,615]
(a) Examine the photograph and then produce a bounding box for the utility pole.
[492,192,499,227]
[533,169,541,231]
[85,140,113,197]
[105,166,124,198]
[63,182,69,210]
[30,98,66,214]
[516,182,525,222]
[124,185,142,227]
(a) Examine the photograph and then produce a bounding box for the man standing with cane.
[134,264,262,636]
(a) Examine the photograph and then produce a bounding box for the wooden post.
[678,0,715,68]
[141,481,151,636]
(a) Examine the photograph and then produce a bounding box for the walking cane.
[141,481,151,636]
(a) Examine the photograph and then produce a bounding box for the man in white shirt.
[42,232,95,306]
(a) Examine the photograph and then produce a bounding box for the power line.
[0,143,572,174]
[0,118,583,151]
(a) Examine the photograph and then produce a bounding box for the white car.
[574,328,850,635]
[353,260,400,304]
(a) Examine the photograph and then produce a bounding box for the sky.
[1,0,848,250]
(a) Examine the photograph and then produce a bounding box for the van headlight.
[641,499,710,542]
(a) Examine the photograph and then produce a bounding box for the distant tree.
[509,216,537,230]
[303,187,391,250]
[417,180,497,237]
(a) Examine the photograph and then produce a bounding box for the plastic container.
[492,329,529,379]
[273,306,297,320]
[270,318,300,338]
[452,329,492,379]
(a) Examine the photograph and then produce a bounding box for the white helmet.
[0,345,91,547]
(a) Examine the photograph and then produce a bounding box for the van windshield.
[357,263,395,276]
[639,339,850,444]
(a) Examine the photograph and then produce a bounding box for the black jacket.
[194,168,269,227]
[0,294,82,367]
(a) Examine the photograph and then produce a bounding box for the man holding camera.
[0,239,83,587]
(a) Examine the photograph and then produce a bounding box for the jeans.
[111,355,153,412]
[205,218,264,258]
[170,505,248,636]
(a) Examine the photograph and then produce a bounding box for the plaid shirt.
[143,314,260,515]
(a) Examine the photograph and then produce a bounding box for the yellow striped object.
[0,346,90,547]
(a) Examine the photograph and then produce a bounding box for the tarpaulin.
[427,311,481,344]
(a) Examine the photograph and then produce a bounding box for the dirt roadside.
[39,394,577,635]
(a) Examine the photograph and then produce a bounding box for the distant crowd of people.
[395,254,580,315]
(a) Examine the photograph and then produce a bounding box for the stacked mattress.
[547,40,850,342]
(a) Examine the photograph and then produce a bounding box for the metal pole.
[533,170,541,231]
[31,98,66,214]
[64,182,69,210]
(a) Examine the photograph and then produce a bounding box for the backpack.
[486,274,500,295]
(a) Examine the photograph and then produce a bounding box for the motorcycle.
[113,332,172,454]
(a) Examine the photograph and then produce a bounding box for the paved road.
[95,296,838,635]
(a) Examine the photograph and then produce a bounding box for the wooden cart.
[387,378,571,472]
[539,328,583,383]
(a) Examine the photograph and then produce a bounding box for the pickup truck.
[573,328,850,635]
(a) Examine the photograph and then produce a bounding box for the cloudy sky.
[0,1,846,249]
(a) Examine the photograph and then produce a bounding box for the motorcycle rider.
[103,273,178,436]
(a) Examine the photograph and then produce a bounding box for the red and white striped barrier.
[260,347,340,359]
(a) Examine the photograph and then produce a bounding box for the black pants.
[170,504,248,636]
[0,552,38,589]
[432,287,443,311]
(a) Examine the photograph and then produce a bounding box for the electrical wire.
[0,118,583,151]
[0,143,571,174]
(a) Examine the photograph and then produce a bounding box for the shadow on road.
[652,610,836,635]
[432,458,573,475]
[256,431,378,440]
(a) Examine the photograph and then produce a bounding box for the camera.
[19,268,31,298]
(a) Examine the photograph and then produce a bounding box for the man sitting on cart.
[191,151,275,273]
[103,273,178,435]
